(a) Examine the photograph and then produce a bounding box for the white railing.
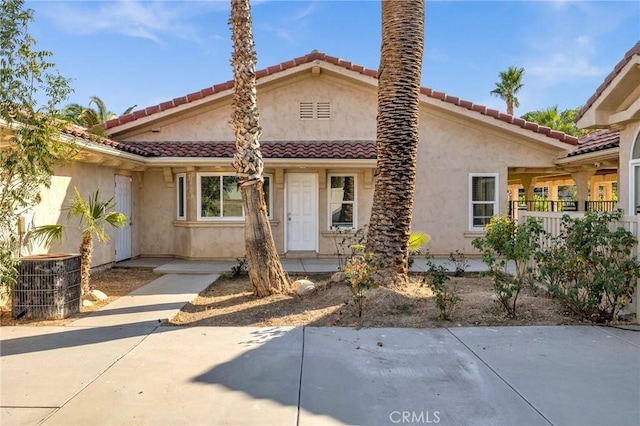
[519,210,640,320]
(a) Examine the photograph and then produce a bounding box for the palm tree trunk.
[230,0,289,297]
[79,231,93,294]
[366,0,424,286]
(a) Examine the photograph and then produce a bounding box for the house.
[16,48,634,268]
[575,42,640,215]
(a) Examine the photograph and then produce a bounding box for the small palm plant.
[31,187,126,294]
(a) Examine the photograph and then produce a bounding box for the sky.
[25,0,640,119]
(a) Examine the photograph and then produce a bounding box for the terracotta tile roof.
[567,129,620,157]
[575,42,640,123]
[63,124,152,156]
[103,51,578,146]
[116,140,376,159]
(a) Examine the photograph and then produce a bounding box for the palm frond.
[29,225,64,248]
[408,232,430,254]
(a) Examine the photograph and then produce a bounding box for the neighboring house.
[14,47,636,267]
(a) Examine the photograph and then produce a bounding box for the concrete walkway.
[1,259,638,425]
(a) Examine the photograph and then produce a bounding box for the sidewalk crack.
[296,327,306,426]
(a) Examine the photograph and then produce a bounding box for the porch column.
[572,170,595,212]
[520,175,537,208]
[603,182,613,200]
[549,183,559,204]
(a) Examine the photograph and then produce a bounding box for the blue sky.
[26,0,640,118]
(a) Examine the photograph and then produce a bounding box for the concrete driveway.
[1,267,638,425]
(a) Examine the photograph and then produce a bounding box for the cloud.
[255,2,319,43]
[40,0,228,45]
[526,35,606,84]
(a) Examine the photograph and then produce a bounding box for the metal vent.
[299,102,314,120]
[316,102,331,120]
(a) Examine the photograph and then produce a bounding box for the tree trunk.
[366,0,425,286]
[230,0,289,297]
[79,231,93,294]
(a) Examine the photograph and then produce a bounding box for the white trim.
[285,173,319,252]
[327,173,357,230]
[195,173,273,221]
[196,173,244,221]
[629,128,640,214]
[176,173,186,220]
[469,173,499,231]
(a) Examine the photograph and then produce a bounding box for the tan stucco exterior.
[22,55,614,266]
[25,162,141,267]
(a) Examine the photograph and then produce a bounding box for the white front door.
[114,175,132,261]
[286,173,318,252]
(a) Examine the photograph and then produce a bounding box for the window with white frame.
[469,173,498,230]
[176,173,186,220]
[329,175,356,229]
[196,173,272,220]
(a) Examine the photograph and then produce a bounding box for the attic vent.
[299,102,314,120]
[316,102,331,120]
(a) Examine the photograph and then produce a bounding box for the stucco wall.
[412,107,563,256]
[617,122,640,214]
[25,162,133,268]
[121,74,377,142]
[117,71,568,258]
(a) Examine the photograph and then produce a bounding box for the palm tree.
[229,0,289,296]
[31,188,126,294]
[490,66,524,115]
[365,0,425,286]
[63,96,137,135]
[521,106,586,137]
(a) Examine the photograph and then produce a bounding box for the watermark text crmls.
[389,410,440,424]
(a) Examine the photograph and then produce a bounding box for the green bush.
[343,245,383,317]
[535,210,640,322]
[472,215,543,318]
[424,258,460,320]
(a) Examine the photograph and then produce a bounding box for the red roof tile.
[575,42,640,123]
[110,140,377,159]
[568,130,620,157]
[102,51,578,146]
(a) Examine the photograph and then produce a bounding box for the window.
[196,174,272,220]
[176,173,186,220]
[329,175,356,229]
[469,173,498,230]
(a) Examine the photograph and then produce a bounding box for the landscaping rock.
[82,299,94,307]
[87,289,108,301]
[330,272,345,283]
[295,279,316,296]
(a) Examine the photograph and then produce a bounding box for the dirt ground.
[169,272,585,328]
[0,268,160,327]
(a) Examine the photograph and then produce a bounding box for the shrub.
[331,224,368,270]
[343,245,383,317]
[535,210,640,322]
[424,257,460,320]
[230,257,248,278]
[472,215,543,318]
[448,249,469,277]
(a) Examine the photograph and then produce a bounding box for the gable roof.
[575,41,640,123]
[568,129,620,157]
[103,50,578,146]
